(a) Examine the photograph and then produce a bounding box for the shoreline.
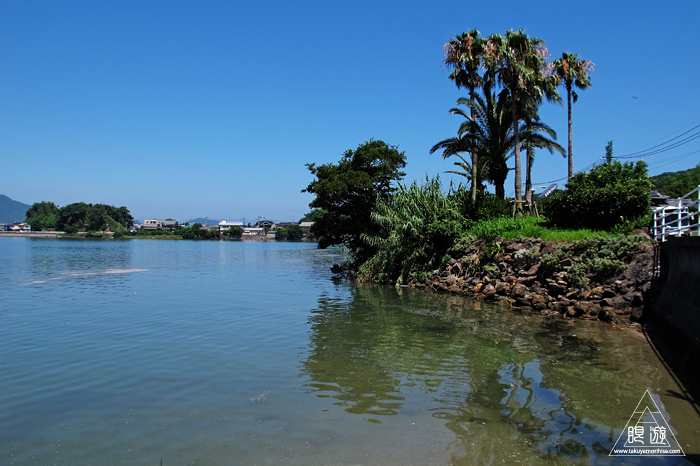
[384,234,656,326]
[0,232,59,238]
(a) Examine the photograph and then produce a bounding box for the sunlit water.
[0,238,698,465]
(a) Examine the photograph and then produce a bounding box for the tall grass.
[359,177,468,281]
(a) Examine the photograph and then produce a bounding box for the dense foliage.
[303,139,406,266]
[541,160,652,230]
[359,177,469,282]
[299,209,325,223]
[25,201,60,231]
[651,164,700,198]
[275,224,305,240]
[178,223,221,240]
[43,202,134,233]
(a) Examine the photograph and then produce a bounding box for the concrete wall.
[651,236,700,392]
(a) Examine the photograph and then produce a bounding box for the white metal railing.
[652,185,700,242]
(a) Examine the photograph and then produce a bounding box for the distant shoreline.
[0,232,59,238]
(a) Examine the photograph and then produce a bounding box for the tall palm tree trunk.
[469,88,478,203]
[567,84,573,179]
[512,101,523,212]
[494,179,506,200]
[526,145,534,206]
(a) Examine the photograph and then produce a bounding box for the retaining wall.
[650,236,700,391]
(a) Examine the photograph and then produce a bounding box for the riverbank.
[402,233,655,325]
[0,231,59,238]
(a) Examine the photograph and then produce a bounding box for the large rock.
[602,295,628,308]
[575,301,601,316]
[495,282,511,295]
[547,281,567,296]
[511,283,529,298]
[482,284,496,300]
[531,294,547,309]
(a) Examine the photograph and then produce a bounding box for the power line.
[615,127,700,159]
[646,149,700,173]
[619,117,700,153]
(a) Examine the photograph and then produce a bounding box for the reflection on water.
[302,285,699,465]
[0,238,698,465]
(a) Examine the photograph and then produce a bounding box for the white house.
[218,220,244,231]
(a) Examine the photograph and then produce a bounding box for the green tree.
[223,225,243,238]
[58,202,90,233]
[485,30,558,211]
[26,201,60,231]
[605,141,614,164]
[552,52,594,179]
[432,85,514,199]
[299,209,326,223]
[276,224,305,240]
[541,160,652,230]
[303,139,406,268]
[443,30,487,203]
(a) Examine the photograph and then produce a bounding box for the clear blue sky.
[2,0,699,222]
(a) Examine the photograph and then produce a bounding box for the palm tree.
[484,30,558,212]
[430,105,487,194]
[443,30,487,202]
[432,83,515,199]
[552,52,594,179]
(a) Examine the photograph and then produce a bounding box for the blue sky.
[2,0,699,222]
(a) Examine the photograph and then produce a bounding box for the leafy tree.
[177,223,221,240]
[443,30,487,202]
[552,52,594,179]
[26,201,59,231]
[299,209,326,223]
[541,160,652,230]
[86,204,108,231]
[58,202,90,233]
[276,224,305,240]
[303,139,406,267]
[223,225,243,238]
[605,141,614,164]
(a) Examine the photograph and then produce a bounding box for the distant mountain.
[651,164,700,199]
[0,195,31,224]
[188,218,222,226]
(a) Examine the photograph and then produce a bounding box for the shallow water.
[0,238,698,465]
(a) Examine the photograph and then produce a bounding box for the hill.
[0,195,31,224]
[188,218,222,226]
[651,164,700,198]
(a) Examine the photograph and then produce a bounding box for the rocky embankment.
[407,234,655,324]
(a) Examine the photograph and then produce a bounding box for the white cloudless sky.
[2,0,699,222]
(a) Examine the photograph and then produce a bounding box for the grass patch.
[466,216,616,243]
[105,215,127,232]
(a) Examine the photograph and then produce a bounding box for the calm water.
[0,238,698,466]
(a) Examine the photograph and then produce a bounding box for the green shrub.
[276,225,305,240]
[541,160,652,231]
[359,177,469,281]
